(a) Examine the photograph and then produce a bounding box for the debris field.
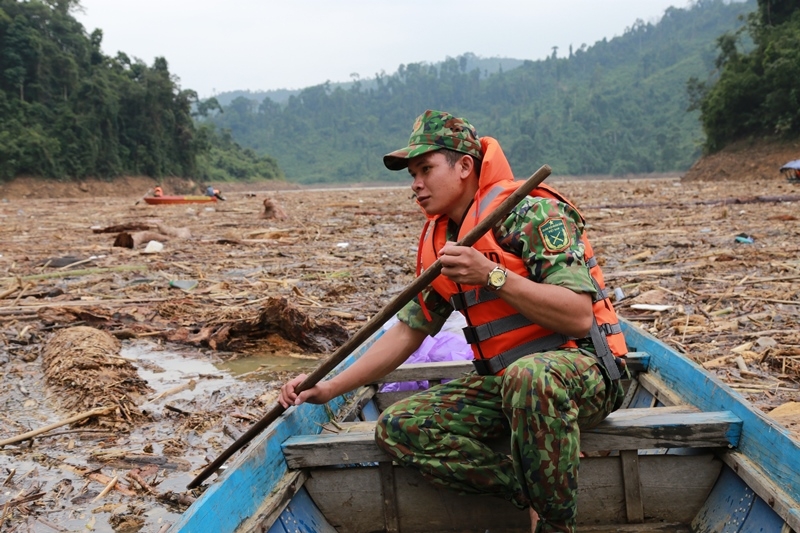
[0,175,798,532]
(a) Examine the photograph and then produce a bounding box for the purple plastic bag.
[379,330,472,393]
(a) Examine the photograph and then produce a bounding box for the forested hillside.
[0,0,282,182]
[691,0,800,151]
[212,53,526,107]
[209,0,755,184]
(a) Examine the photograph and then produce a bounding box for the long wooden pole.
[187,164,552,489]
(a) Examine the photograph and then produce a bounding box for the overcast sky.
[74,0,692,98]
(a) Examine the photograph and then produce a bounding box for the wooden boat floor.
[302,454,720,533]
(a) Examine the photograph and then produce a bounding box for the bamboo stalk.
[56,257,97,271]
[127,471,158,495]
[0,296,170,313]
[148,379,197,403]
[0,284,20,300]
[0,406,116,446]
[91,475,118,503]
[0,265,147,283]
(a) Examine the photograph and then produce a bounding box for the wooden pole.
[187,164,552,489]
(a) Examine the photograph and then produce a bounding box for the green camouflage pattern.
[383,110,483,171]
[397,196,595,333]
[375,349,624,533]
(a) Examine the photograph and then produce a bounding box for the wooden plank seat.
[372,352,651,387]
[282,406,742,469]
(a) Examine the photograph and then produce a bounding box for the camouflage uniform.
[377,111,624,533]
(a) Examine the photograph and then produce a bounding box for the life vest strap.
[463,314,535,344]
[589,318,622,380]
[450,288,499,311]
[450,277,610,307]
[594,287,610,302]
[472,333,569,376]
[598,322,623,336]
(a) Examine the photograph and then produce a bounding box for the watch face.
[489,269,506,287]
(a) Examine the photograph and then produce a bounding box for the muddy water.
[0,340,320,533]
[215,352,319,377]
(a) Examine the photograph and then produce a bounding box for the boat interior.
[173,323,800,533]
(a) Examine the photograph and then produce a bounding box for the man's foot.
[530,507,539,532]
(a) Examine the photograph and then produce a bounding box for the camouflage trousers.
[375,349,624,533]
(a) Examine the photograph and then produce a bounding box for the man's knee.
[375,407,396,446]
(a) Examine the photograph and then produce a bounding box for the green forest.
[208,0,759,184]
[0,0,281,182]
[691,0,800,151]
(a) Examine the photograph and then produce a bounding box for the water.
[0,340,320,533]
[215,352,318,377]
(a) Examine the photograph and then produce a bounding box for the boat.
[780,160,800,183]
[169,318,800,533]
[143,195,218,205]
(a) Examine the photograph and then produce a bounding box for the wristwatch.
[486,265,507,291]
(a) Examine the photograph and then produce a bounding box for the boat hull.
[144,195,217,205]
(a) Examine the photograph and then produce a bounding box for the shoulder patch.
[538,217,572,253]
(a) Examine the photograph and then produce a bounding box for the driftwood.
[0,265,146,283]
[156,223,192,239]
[127,470,158,495]
[55,464,138,496]
[167,296,349,353]
[42,326,152,426]
[114,231,168,248]
[92,222,153,234]
[261,197,288,220]
[91,475,119,502]
[113,224,191,248]
[0,405,116,446]
[90,450,192,471]
[584,194,800,210]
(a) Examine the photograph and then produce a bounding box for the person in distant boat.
[205,185,226,200]
[153,186,163,197]
[279,110,627,533]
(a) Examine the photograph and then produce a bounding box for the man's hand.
[278,374,335,408]
[439,241,495,286]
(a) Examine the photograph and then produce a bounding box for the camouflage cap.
[383,110,482,171]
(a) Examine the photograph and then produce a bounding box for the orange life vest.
[417,137,627,378]
[153,186,163,197]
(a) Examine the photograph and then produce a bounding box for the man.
[205,185,226,200]
[280,110,627,533]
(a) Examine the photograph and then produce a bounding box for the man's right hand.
[278,374,335,408]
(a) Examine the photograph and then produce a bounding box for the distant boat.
[780,160,800,183]
[169,318,800,533]
[144,195,218,205]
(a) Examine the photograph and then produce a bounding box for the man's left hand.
[439,241,494,286]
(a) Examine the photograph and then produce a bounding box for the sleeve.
[396,287,453,336]
[495,197,597,295]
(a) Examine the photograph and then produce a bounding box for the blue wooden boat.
[169,318,800,533]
